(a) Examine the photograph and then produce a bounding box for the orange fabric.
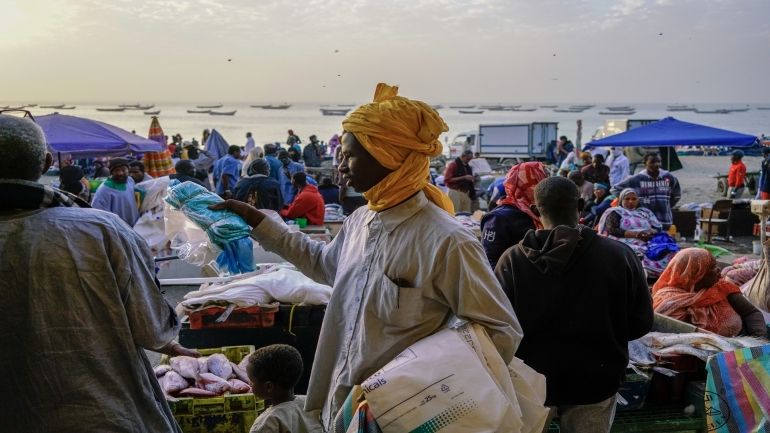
[762,192,770,200]
[145,117,175,177]
[653,248,742,336]
[611,197,619,207]
[342,83,453,214]
[728,161,746,187]
[497,162,548,229]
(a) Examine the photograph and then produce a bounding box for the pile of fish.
[155,353,252,399]
[628,332,767,376]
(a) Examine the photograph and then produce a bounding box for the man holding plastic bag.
[213,83,524,430]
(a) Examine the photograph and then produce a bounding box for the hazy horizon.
[3,0,769,104]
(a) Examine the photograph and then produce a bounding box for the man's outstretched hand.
[209,200,267,228]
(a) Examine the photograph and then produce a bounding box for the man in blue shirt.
[279,150,317,204]
[263,143,283,182]
[214,145,242,199]
[759,147,770,199]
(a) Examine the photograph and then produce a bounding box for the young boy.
[247,344,323,433]
[728,149,747,199]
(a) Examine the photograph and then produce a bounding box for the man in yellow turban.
[212,83,522,429]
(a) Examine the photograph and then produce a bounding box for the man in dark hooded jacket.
[494,176,653,433]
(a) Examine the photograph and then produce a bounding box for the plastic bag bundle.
[164,180,255,274]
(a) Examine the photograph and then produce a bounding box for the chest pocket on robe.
[370,274,424,328]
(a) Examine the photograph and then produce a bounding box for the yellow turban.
[342,83,454,214]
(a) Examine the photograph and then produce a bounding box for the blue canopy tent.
[36,113,162,159]
[586,117,758,171]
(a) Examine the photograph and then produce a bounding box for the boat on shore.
[187,109,211,114]
[459,110,484,114]
[449,105,475,109]
[96,107,126,112]
[320,108,351,116]
[40,104,65,109]
[210,110,236,116]
[144,110,161,115]
[197,104,223,109]
[262,105,291,110]
[60,106,77,110]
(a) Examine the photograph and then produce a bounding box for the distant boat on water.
[7,106,25,110]
[40,104,65,109]
[321,108,351,116]
[210,110,236,116]
[197,104,223,109]
[554,109,585,113]
[605,106,635,111]
[667,106,697,112]
[96,107,126,112]
[600,111,636,115]
[758,107,770,110]
[135,104,155,110]
[250,105,271,108]
[459,110,484,114]
[695,109,731,114]
[569,105,594,110]
[262,105,291,110]
[26,104,37,107]
[449,105,475,109]
[187,109,211,114]
[511,108,537,112]
[59,106,77,110]
[540,105,558,108]
[430,105,443,109]
[144,110,161,115]
[119,104,141,108]
[338,104,356,107]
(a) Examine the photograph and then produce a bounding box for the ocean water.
[16,102,770,154]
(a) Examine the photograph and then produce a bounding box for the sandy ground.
[673,155,764,204]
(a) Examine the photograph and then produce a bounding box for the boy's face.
[247,369,273,400]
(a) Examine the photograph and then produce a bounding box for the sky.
[1,0,769,103]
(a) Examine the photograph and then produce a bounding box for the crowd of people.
[2,85,768,433]
[53,127,362,230]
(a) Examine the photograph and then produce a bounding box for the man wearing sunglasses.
[0,114,197,432]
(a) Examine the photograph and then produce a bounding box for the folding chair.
[698,199,733,243]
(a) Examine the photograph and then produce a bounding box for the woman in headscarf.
[653,248,766,337]
[597,188,676,277]
[480,161,548,268]
[580,182,614,227]
[241,145,264,178]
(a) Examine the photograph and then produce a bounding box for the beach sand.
[674,155,763,204]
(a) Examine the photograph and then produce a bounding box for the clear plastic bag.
[164,180,255,274]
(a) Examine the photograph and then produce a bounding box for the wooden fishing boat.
[430,105,443,109]
[449,105,475,109]
[262,105,291,109]
[250,105,271,108]
[136,104,155,110]
[511,108,537,112]
[40,104,65,109]
[695,109,731,114]
[666,106,696,112]
[338,104,356,107]
[758,107,770,110]
[605,106,635,111]
[59,106,77,110]
[119,104,141,108]
[197,104,223,108]
[210,110,236,116]
[600,111,636,115]
[459,110,484,114]
[144,110,161,115]
[320,108,351,116]
[187,109,211,114]
[7,106,25,110]
[554,109,585,113]
[96,107,126,112]
[26,104,37,107]
[540,105,558,108]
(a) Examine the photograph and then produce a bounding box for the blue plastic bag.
[645,232,681,260]
[165,180,255,274]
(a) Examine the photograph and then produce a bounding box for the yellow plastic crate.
[161,345,265,433]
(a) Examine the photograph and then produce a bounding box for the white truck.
[446,122,559,167]
[591,119,659,141]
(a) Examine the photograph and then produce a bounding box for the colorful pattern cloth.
[342,83,452,213]
[144,117,175,177]
[497,161,548,229]
[333,386,382,433]
[706,346,770,432]
[652,248,743,336]
[597,205,674,277]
